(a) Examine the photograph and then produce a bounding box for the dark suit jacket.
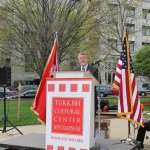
[74,64,100,116]
[73,64,99,81]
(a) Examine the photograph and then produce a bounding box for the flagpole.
[98,64,101,146]
[55,32,59,70]
[55,32,58,41]
[126,30,132,141]
[128,120,131,138]
[121,31,134,144]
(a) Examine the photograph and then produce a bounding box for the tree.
[133,46,150,78]
[0,0,104,76]
[0,0,144,81]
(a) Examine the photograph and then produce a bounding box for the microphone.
[91,60,101,65]
[91,54,110,65]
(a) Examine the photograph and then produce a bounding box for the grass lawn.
[106,97,150,111]
[104,96,150,118]
[0,97,149,127]
[0,99,41,127]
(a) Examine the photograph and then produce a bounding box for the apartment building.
[100,0,150,87]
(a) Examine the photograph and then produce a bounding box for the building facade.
[100,0,150,87]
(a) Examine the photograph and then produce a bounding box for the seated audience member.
[100,100,117,112]
[100,100,109,111]
[136,104,150,149]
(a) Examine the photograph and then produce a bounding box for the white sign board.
[46,78,95,150]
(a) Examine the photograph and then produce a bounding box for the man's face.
[78,54,88,67]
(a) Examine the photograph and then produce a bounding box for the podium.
[46,71,99,150]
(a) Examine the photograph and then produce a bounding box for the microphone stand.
[0,85,23,135]
[120,121,138,146]
[94,62,101,146]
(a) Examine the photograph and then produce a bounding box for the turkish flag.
[31,39,58,124]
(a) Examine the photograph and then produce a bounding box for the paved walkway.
[110,118,150,149]
[0,118,150,149]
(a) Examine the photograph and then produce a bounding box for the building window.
[113,73,115,81]
[142,9,150,19]
[105,71,115,85]
[4,58,11,67]
[142,42,150,48]
[108,62,111,71]
[129,41,134,52]
[127,7,135,17]
[142,26,150,36]
[112,62,117,71]
[108,73,111,84]
[104,61,117,84]
[126,24,135,34]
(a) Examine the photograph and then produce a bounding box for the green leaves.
[133,46,150,77]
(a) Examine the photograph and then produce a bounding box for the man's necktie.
[82,67,85,71]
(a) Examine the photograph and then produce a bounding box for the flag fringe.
[117,114,144,127]
[30,106,46,125]
[113,83,119,89]
[117,112,132,116]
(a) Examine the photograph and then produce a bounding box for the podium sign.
[46,71,99,150]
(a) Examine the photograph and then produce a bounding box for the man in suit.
[74,52,99,80]
[74,52,100,116]
[136,121,150,149]
[136,104,150,149]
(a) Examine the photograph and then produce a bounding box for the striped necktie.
[81,67,85,71]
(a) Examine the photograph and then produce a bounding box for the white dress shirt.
[81,64,88,71]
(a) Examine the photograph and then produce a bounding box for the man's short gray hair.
[78,52,87,59]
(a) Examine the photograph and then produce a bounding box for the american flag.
[113,32,144,126]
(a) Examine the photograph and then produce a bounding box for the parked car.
[16,85,38,93]
[7,86,17,95]
[8,89,37,99]
[96,86,111,97]
[138,87,149,96]
[0,86,17,99]
[109,86,119,95]
[20,90,37,98]
[143,86,150,94]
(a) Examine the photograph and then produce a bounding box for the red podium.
[46,71,99,150]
